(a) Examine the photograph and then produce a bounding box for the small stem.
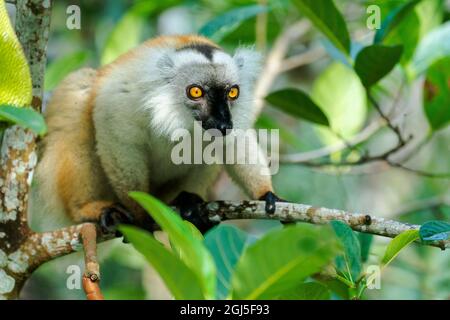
[80,223,104,300]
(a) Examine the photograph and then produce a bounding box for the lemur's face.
[153,44,261,137]
[178,62,239,136]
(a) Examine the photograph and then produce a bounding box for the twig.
[255,0,268,51]
[253,20,311,119]
[280,77,405,164]
[280,46,326,72]
[81,224,104,300]
[386,161,450,179]
[392,196,450,219]
[368,92,408,147]
[280,118,384,163]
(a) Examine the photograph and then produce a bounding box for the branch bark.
[12,201,449,268]
[0,0,51,300]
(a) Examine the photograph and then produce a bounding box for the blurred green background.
[6,0,449,299]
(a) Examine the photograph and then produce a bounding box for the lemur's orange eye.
[187,86,203,99]
[228,86,239,100]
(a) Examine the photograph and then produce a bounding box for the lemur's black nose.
[218,122,233,136]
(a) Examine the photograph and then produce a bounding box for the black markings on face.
[177,43,220,61]
[204,86,233,135]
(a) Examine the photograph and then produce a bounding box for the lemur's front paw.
[99,203,135,236]
[171,191,218,234]
[259,191,286,215]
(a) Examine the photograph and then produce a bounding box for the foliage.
[0,2,45,135]
[0,105,47,136]
[0,1,32,107]
[265,89,329,126]
[3,0,449,300]
[121,194,344,300]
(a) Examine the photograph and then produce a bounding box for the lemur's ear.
[157,53,175,80]
[233,47,263,83]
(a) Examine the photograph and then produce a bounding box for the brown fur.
[35,68,115,224]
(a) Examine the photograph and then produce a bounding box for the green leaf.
[374,0,422,43]
[381,230,420,267]
[129,192,216,299]
[120,225,205,300]
[204,225,249,299]
[230,224,341,300]
[199,5,269,42]
[416,0,444,39]
[319,278,350,300]
[358,233,374,263]
[0,105,47,136]
[423,57,450,131]
[383,11,420,67]
[412,21,450,76]
[419,220,450,241]
[0,1,32,107]
[354,44,403,88]
[330,221,362,284]
[265,89,329,126]
[45,51,91,91]
[101,10,146,65]
[277,282,331,300]
[293,0,350,55]
[312,62,367,145]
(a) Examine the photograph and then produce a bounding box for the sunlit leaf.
[231,224,341,299]
[0,1,32,107]
[416,0,444,39]
[312,62,367,145]
[412,21,450,76]
[101,10,146,65]
[374,0,422,43]
[45,51,91,91]
[129,192,216,299]
[381,230,420,267]
[120,225,205,299]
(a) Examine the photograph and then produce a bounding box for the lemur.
[29,35,282,234]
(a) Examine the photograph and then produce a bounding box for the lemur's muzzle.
[202,118,233,136]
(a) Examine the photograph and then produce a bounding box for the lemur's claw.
[172,191,218,234]
[259,191,285,215]
[99,203,134,236]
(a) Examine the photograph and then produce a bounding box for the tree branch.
[0,0,51,300]
[80,224,104,300]
[7,201,445,276]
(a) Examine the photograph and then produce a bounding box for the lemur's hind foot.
[99,203,135,235]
